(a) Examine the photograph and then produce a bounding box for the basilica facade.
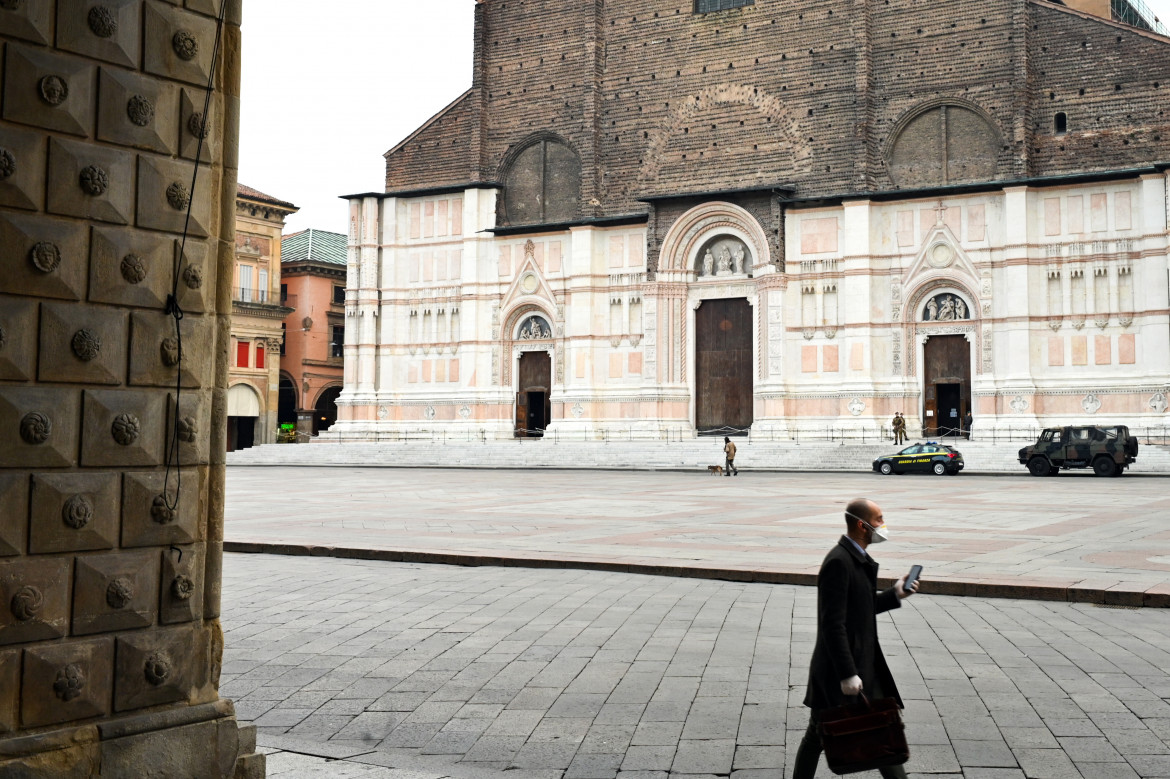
[336,0,1170,439]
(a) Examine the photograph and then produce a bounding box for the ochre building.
[228,184,296,451]
[338,0,1170,439]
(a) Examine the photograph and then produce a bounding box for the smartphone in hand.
[905,565,923,591]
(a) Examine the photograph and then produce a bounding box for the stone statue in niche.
[922,293,970,322]
[517,316,551,340]
[696,237,752,278]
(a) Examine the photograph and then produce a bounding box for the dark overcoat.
[803,536,903,711]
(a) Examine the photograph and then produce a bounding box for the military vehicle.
[1018,426,1138,477]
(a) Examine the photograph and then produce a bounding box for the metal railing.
[233,287,271,304]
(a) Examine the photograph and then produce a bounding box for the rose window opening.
[696,235,752,279]
[922,292,971,322]
[516,315,552,341]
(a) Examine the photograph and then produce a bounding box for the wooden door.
[695,298,753,431]
[516,352,551,437]
[922,335,970,436]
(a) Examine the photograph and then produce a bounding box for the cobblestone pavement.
[226,468,1170,602]
[222,554,1170,779]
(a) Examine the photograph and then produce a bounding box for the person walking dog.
[723,436,739,476]
[792,498,919,779]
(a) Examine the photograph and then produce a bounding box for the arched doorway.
[923,335,971,437]
[314,386,342,434]
[278,375,298,427]
[227,383,262,452]
[516,351,551,437]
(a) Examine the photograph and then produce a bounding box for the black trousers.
[724,456,738,475]
[793,682,908,779]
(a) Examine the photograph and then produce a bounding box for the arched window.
[501,136,581,226]
[887,103,1001,188]
[1054,112,1068,135]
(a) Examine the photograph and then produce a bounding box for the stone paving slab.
[222,554,1170,779]
[226,468,1170,606]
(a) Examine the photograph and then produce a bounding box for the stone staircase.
[227,437,1170,474]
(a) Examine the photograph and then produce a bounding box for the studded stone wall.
[0,1,260,776]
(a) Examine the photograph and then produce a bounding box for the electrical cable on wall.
[163,0,230,516]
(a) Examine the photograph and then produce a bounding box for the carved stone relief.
[922,293,970,322]
[696,235,751,278]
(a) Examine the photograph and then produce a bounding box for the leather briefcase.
[816,693,909,775]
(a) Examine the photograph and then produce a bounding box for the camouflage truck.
[1018,425,1138,477]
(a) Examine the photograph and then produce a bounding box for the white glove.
[840,675,863,696]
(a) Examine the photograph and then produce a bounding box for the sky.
[238,0,1170,237]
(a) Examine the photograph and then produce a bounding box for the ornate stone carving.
[1081,393,1102,415]
[927,242,956,269]
[182,264,203,290]
[172,30,199,60]
[301,316,313,330]
[1009,395,1029,414]
[172,575,194,601]
[571,402,584,418]
[160,336,180,367]
[848,398,865,416]
[38,75,69,106]
[20,412,52,445]
[126,95,155,127]
[71,329,102,361]
[176,416,197,443]
[187,111,209,139]
[166,181,190,211]
[53,664,86,702]
[11,585,44,621]
[377,405,388,420]
[458,405,471,419]
[87,5,118,37]
[517,315,551,340]
[0,147,15,180]
[30,242,62,273]
[1150,393,1168,414]
[111,413,140,446]
[120,254,147,284]
[62,495,94,530]
[79,165,109,197]
[922,293,969,322]
[424,406,436,421]
[143,651,172,686]
[151,495,175,525]
[1118,314,1134,328]
[106,578,134,610]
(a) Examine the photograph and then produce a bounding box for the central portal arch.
[695,298,753,432]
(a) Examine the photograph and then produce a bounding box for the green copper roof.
[281,229,348,266]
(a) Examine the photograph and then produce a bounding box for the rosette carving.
[111,413,140,446]
[151,495,175,525]
[87,5,118,37]
[172,30,198,60]
[121,254,147,284]
[144,651,172,686]
[10,585,43,621]
[188,112,210,139]
[106,577,134,610]
[20,412,51,445]
[62,495,94,530]
[71,329,102,361]
[166,182,191,211]
[127,95,155,127]
[53,664,85,702]
[172,575,195,601]
[79,165,109,196]
[39,75,69,106]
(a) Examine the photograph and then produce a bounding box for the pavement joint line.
[221,541,1170,609]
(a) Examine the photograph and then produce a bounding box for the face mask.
[846,510,889,543]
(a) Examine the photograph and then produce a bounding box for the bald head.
[845,498,879,527]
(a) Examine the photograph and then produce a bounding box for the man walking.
[793,498,918,779]
[891,412,906,445]
[723,436,739,476]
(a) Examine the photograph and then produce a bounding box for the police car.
[872,442,965,476]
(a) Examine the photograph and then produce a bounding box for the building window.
[280,323,287,356]
[331,325,345,358]
[236,340,250,368]
[695,0,753,12]
[237,264,253,302]
[1054,112,1068,135]
[333,285,345,305]
[256,343,266,370]
[258,268,269,302]
[280,283,288,304]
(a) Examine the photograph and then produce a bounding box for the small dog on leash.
[707,465,724,476]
